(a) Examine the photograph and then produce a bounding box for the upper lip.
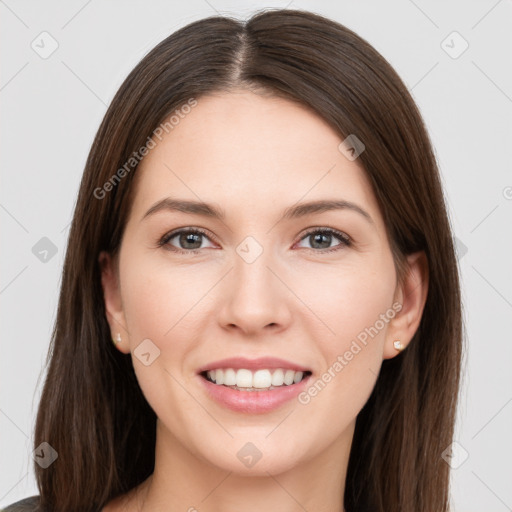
[197,357,311,374]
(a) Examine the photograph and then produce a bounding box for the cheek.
[123,279,169,341]
[302,258,396,344]
[297,261,395,416]
[120,260,200,424]
[121,257,203,343]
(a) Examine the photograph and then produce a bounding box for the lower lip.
[198,374,312,414]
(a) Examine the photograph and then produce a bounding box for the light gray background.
[1,0,511,510]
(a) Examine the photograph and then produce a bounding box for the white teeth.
[283,369,295,385]
[236,369,253,388]
[253,369,272,388]
[223,368,237,386]
[205,368,309,389]
[271,369,284,386]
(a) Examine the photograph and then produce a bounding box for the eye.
[158,227,351,255]
[295,228,351,253]
[158,228,216,254]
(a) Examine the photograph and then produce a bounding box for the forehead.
[129,90,381,226]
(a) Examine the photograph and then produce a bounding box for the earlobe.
[383,251,429,359]
[98,250,130,354]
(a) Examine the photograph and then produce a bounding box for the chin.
[197,441,306,476]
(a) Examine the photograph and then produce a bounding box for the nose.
[217,246,292,336]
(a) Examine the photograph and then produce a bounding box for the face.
[100,89,424,477]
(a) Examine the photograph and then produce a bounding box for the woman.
[4,8,462,512]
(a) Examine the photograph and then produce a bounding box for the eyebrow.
[141,198,373,224]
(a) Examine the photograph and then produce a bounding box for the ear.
[383,251,429,359]
[98,250,130,354]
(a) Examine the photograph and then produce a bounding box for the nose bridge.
[232,233,277,299]
[219,233,289,331]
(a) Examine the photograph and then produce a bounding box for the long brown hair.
[33,8,463,511]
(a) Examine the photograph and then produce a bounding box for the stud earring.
[112,332,122,346]
[393,340,404,352]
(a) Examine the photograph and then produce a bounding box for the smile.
[201,368,311,391]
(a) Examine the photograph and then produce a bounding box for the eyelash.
[158,227,352,255]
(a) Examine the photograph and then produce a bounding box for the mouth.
[196,358,314,413]
[199,368,313,391]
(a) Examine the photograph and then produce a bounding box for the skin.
[99,89,428,512]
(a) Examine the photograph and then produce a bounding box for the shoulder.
[1,496,40,511]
